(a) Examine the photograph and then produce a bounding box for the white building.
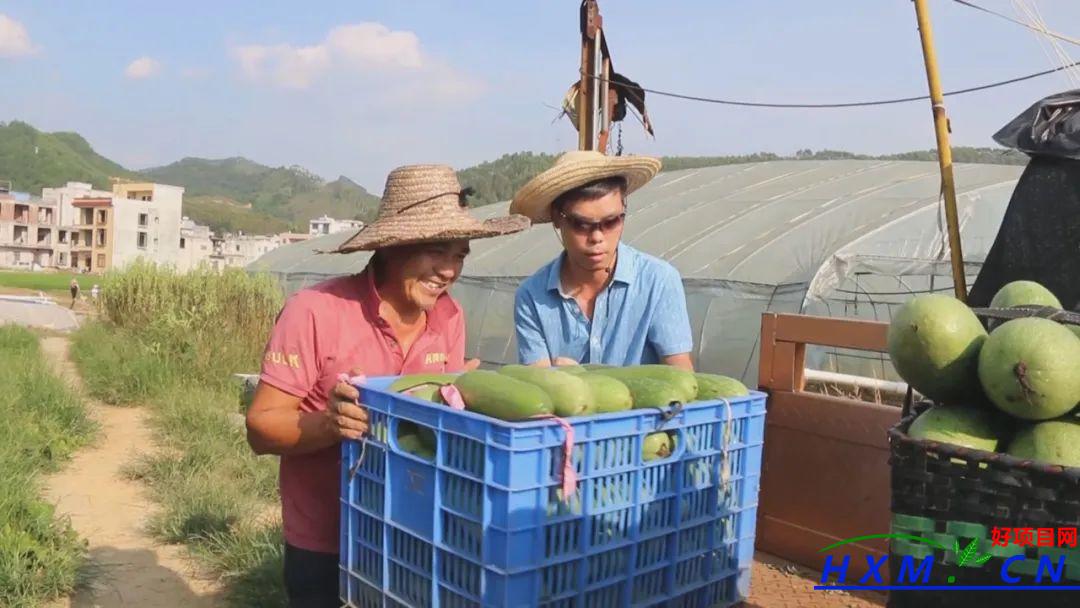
[41,181,113,229]
[309,215,363,237]
[41,181,114,269]
[177,216,214,272]
[210,232,283,270]
[68,181,185,273]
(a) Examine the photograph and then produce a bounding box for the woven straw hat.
[335,164,530,253]
[509,150,661,224]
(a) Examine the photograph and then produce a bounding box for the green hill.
[0,121,135,192]
[283,176,381,223]
[141,158,381,224]
[0,120,1032,235]
[182,196,293,235]
[455,152,558,207]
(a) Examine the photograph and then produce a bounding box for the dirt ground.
[743,551,886,607]
[40,337,224,608]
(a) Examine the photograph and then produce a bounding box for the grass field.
[71,261,288,606]
[0,326,95,608]
[0,270,81,293]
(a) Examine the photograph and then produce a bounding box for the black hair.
[552,175,628,217]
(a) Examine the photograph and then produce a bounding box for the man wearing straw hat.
[509,150,694,370]
[245,164,528,607]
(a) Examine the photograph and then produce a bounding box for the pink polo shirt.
[258,267,465,553]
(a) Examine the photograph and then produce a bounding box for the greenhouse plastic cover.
[248,160,1024,384]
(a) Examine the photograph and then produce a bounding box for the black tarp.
[967,92,1080,310]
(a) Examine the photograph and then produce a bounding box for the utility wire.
[585,58,1080,110]
[952,0,1080,48]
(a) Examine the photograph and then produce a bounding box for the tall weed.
[0,326,94,608]
[72,263,287,606]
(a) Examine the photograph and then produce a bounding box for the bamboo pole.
[913,0,968,301]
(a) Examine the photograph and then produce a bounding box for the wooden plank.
[771,342,799,392]
[767,391,900,448]
[757,516,887,583]
[757,313,778,390]
[755,311,898,583]
[773,313,889,352]
[759,419,893,572]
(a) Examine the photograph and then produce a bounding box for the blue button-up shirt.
[513,243,694,366]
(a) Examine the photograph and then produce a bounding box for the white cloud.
[326,23,423,71]
[125,56,162,79]
[0,14,37,57]
[233,43,329,89]
[231,21,481,102]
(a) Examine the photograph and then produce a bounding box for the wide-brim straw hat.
[335,164,530,253]
[509,150,661,224]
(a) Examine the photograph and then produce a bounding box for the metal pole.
[578,1,601,151]
[912,0,968,301]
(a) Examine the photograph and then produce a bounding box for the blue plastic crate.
[340,375,766,608]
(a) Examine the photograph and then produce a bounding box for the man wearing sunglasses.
[508,150,694,370]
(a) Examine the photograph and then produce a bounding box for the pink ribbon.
[438,384,466,410]
[530,414,577,501]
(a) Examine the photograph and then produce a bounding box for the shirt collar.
[611,242,637,286]
[358,264,386,324]
[546,242,637,296]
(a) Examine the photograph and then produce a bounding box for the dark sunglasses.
[558,210,626,234]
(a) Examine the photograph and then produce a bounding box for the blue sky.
[2,1,1080,191]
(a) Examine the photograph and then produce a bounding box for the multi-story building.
[41,181,113,228]
[68,181,185,273]
[209,232,283,270]
[0,188,59,270]
[177,216,214,272]
[41,181,115,269]
[309,215,364,237]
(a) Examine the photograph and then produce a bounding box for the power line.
[952,0,1080,48]
[587,58,1080,110]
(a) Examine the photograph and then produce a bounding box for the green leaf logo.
[953,538,995,567]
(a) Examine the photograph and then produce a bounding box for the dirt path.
[41,336,224,608]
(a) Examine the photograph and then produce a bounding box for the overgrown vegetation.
[0,325,95,608]
[70,261,288,606]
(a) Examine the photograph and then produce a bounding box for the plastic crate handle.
[338,373,370,481]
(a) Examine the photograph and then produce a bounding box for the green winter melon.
[977,318,1080,421]
[578,373,632,413]
[642,431,676,462]
[887,294,988,404]
[907,404,999,452]
[694,373,749,400]
[990,280,1063,310]
[1007,418,1080,468]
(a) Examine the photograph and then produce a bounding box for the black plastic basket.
[886,304,1080,606]
[887,409,1080,606]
